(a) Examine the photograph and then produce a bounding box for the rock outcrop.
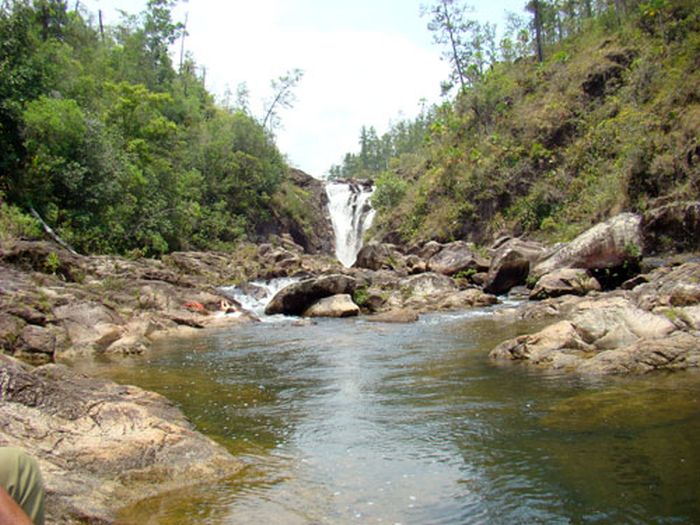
[531,213,642,279]
[484,238,546,294]
[354,243,404,272]
[529,268,602,300]
[428,241,490,276]
[490,263,700,375]
[0,355,242,524]
[641,201,700,255]
[256,168,335,255]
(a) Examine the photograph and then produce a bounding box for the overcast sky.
[81,0,526,178]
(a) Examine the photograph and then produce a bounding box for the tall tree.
[527,0,545,62]
[423,0,497,92]
[261,68,303,134]
[423,0,472,91]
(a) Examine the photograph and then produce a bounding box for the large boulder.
[641,201,700,255]
[428,241,490,276]
[631,262,700,311]
[53,302,125,354]
[578,332,700,374]
[484,238,545,294]
[408,241,444,261]
[303,294,360,318]
[530,268,602,300]
[400,272,457,298]
[265,274,357,316]
[0,355,242,523]
[354,243,402,271]
[438,289,499,310]
[384,273,458,311]
[531,213,642,279]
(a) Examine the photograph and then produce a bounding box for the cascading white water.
[219,277,299,319]
[325,181,376,267]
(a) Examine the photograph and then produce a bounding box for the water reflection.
[82,311,700,524]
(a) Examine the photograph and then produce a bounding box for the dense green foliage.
[333,0,700,245]
[0,0,288,255]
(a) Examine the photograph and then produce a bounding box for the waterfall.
[325,180,376,267]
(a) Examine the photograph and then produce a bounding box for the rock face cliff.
[256,168,335,255]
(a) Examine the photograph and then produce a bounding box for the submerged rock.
[365,308,420,323]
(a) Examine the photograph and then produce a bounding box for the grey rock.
[265,274,358,316]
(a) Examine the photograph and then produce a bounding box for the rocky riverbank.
[2,203,700,522]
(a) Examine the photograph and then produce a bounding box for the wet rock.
[428,241,490,276]
[579,332,700,374]
[531,213,642,279]
[265,274,358,316]
[104,334,150,355]
[631,262,700,311]
[53,302,125,353]
[14,325,55,365]
[530,268,602,300]
[439,289,499,310]
[507,286,531,300]
[490,320,593,366]
[0,355,242,524]
[303,294,360,318]
[366,309,420,323]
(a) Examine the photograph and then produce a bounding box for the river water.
[83,307,700,524]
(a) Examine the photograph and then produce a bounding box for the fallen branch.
[29,207,79,256]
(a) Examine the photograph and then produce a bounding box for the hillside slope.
[368,2,699,247]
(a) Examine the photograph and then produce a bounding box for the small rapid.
[325,181,375,267]
[219,277,299,319]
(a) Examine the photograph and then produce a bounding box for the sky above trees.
[81,0,525,177]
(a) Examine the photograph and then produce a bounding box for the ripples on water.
[85,307,700,525]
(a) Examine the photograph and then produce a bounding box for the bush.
[0,198,41,242]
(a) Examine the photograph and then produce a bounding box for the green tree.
[422,0,497,92]
[262,68,304,134]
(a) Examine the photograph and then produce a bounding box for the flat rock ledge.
[0,355,243,524]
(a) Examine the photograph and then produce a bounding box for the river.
[82,306,700,524]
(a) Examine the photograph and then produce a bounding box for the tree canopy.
[0,0,291,255]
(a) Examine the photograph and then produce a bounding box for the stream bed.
[81,308,700,524]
